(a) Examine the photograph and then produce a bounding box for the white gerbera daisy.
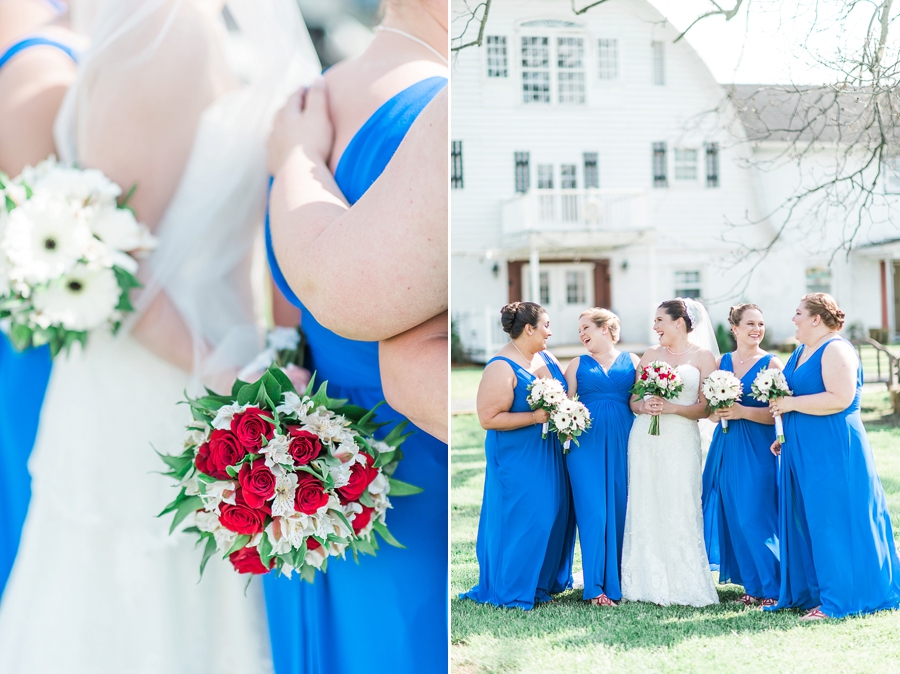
[31,263,120,331]
[88,205,156,254]
[3,197,90,285]
[30,163,121,204]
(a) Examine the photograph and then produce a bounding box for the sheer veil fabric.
[0,2,320,672]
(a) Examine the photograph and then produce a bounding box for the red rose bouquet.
[159,364,420,582]
[630,361,685,436]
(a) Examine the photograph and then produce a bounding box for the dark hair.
[658,299,693,332]
[728,303,762,327]
[801,293,845,330]
[500,302,544,339]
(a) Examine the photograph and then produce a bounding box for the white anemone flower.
[4,197,90,285]
[31,263,120,331]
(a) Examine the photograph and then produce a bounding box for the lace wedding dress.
[0,1,319,671]
[620,364,719,607]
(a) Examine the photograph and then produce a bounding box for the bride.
[621,298,720,607]
[0,1,319,671]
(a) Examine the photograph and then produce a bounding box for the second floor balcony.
[501,188,650,238]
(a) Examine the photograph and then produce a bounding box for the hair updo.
[801,293,845,330]
[728,303,762,327]
[500,302,545,340]
[580,307,621,343]
[658,299,694,332]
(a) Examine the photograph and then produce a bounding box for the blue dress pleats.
[566,352,634,601]
[460,352,572,609]
[701,353,779,598]
[0,35,76,599]
[263,76,448,673]
[769,338,900,617]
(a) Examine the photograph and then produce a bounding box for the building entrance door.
[522,262,596,345]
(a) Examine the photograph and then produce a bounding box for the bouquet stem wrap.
[702,370,743,436]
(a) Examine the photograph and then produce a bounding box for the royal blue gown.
[701,353,779,599]
[768,338,900,617]
[461,351,572,609]
[263,76,448,674]
[567,352,634,601]
[0,36,77,599]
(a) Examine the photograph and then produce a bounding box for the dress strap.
[721,352,733,371]
[0,37,78,71]
[487,355,525,372]
[539,351,565,381]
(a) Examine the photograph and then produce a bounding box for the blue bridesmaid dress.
[701,353,779,599]
[0,35,77,599]
[567,352,634,601]
[263,76,448,674]
[460,351,571,609]
[769,338,900,617]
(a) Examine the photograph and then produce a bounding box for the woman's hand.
[715,403,744,421]
[533,408,550,425]
[268,78,335,175]
[769,397,794,416]
[640,396,665,416]
[770,439,782,456]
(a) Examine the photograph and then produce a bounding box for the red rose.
[229,546,274,574]
[219,491,268,535]
[231,407,275,451]
[306,537,322,551]
[197,430,246,479]
[352,506,375,534]
[337,453,379,504]
[286,427,322,465]
[238,461,276,509]
[294,473,329,515]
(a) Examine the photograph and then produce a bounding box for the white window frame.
[565,269,587,305]
[556,36,586,104]
[805,266,832,295]
[597,38,618,80]
[517,23,588,106]
[674,270,702,299]
[485,35,509,78]
[674,148,700,183]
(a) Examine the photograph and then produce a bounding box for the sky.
[647,0,892,85]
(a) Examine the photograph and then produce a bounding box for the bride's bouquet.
[702,370,743,434]
[549,397,592,453]
[749,368,792,443]
[527,377,568,438]
[158,364,420,582]
[0,157,156,356]
[630,361,684,436]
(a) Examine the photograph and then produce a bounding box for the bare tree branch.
[571,0,614,16]
[675,0,747,42]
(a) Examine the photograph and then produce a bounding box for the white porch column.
[647,243,658,344]
[529,235,541,303]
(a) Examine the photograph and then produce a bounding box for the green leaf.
[4,195,15,212]
[231,378,248,397]
[258,531,274,566]
[300,564,317,584]
[354,535,377,556]
[167,495,204,534]
[8,323,32,352]
[156,449,194,473]
[372,520,405,548]
[267,365,295,395]
[23,183,32,199]
[382,419,414,447]
[237,379,262,407]
[388,477,424,497]
[358,490,375,508]
[118,182,138,209]
[198,535,217,579]
[224,534,252,557]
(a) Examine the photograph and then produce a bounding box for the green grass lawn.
[451,384,900,674]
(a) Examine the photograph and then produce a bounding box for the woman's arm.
[477,360,549,431]
[379,311,448,442]
[268,81,447,342]
[564,357,580,398]
[715,358,785,425]
[771,340,856,416]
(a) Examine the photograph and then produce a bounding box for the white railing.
[453,306,508,363]
[501,188,648,236]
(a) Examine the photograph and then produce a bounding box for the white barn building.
[450,0,900,360]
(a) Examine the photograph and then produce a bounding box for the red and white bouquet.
[527,377,568,438]
[0,157,156,356]
[702,370,743,434]
[630,361,684,435]
[750,368,792,443]
[549,397,592,453]
[159,364,420,581]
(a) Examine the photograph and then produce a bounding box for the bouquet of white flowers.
[702,370,743,434]
[0,157,156,356]
[549,397,592,453]
[750,369,792,443]
[526,377,568,438]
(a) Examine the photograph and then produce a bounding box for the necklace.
[510,340,533,366]
[591,349,618,369]
[375,26,449,65]
[665,343,693,356]
[735,349,762,365]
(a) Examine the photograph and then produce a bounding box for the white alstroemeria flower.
[200,480,237,514]
[260,433,292,468]
[369,439,391,455]
[327,540,349,559]
[194,510,238,553]
[181,474,201,496]
[270,471,298,517]
[332,436,361,465]
[367,471,389,496]
[183,427,208,449]
[371,490,392,518]
[327,460,352,489]
[31,263,120,331]
[211,403,249,430]
[302,410,348,445]
[305,542,327,569]
[265,519,293,556]
[276,391,313,418]
[329,510,353,539]
[343,501,363,518]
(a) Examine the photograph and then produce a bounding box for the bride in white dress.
[0,1,319,671]
[621,298,720,607]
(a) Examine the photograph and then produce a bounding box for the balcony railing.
[501,188,648,236]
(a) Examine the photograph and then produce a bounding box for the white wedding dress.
[620,364,719,607]
[0,1,319,671]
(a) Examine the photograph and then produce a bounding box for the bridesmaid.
[768,293,900,619]
[461,302,571,609]
[0,0,80,597]
[563,308,638,606]
[701,304,782,606]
